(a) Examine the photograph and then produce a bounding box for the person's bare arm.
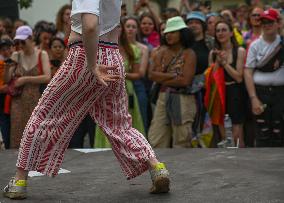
[180,0,191,13]
[221,47,245,83]
[138,43,149,77]
[81,13,99,71]
[162,49,196,87]
[244,68,263,115]
[81,13,120,86]
[148,48,176,83]
[126,63,141,81]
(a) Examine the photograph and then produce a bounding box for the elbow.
[85,26,96,34]
[183,76,194,87]
[83,23,97,34]
[180,79,191,87]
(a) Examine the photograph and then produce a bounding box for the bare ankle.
[148,157,159,169]
[15,168,28,181]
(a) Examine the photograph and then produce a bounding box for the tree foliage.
[18,0,33,9]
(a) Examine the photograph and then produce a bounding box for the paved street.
[0,148,284,203]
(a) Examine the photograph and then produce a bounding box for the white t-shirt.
[246,35,284,86]
[71,0,121,36]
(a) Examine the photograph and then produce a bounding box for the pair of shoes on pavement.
[3,177,27,200]
[2,163,170,199]
[149,162,170,194]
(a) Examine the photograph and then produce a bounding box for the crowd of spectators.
[0,0,284,150]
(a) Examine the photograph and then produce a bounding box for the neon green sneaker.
[3,177,27,199]
[149,162,170,194]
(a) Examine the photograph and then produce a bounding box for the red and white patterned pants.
[16,41,156,179]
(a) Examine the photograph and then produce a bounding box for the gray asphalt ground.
[0,148,283,203]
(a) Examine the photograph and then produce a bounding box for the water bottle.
[224,114,233,147]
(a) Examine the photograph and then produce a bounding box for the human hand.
[0,84,8,93]
[251,96,265,115]
[88,64,121,86]
[14,77,27,88]
[213,49,224,65]
[218,51,228,66]
[4,59,17,69]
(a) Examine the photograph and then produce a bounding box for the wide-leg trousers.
[16,41,156,179]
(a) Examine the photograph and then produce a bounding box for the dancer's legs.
[14,45,108,179]
[88,44,169,193]
[88,46,159,178]
[4,43,169,199]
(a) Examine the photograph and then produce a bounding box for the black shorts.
[226,83,246,124]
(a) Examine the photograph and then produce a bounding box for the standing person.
[186,11,214,146]
[148,16,196,148]
[48,37,67,77]
[0,39,14,149]
[235,4,250,32]
[122,16,149,132]
[207,20,246,148]
[242,6,263,147]
[206,13,220,38]
[244,8,284,147]
[34,21,56,56]
[4,26,51,149]
[140,13,160,51]
[55,4,72,41]
[243,7,264,48]
[2,0,170,200]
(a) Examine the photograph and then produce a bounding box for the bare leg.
[232,124,245,148]
[148,157,159,168]
[218,125,225,140]
[15,168,28,181]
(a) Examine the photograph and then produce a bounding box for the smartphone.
[4,58,15,64]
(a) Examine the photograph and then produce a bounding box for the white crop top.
[71,0,121,36]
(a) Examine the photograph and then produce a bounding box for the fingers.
[97,64,118,70]
[96,74,121,86]
[98,78,108,86]
[252,106,263,115]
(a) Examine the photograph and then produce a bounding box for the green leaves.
[18,0,33,9]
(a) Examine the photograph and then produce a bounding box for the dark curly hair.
[164,28,195,49]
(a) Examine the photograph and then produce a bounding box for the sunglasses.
[261,20,275,25]
[251,13,261,17]
[14,40,26,46]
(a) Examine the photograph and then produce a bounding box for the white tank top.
[71,0,121,36]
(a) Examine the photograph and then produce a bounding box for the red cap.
[260,9,280,21]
